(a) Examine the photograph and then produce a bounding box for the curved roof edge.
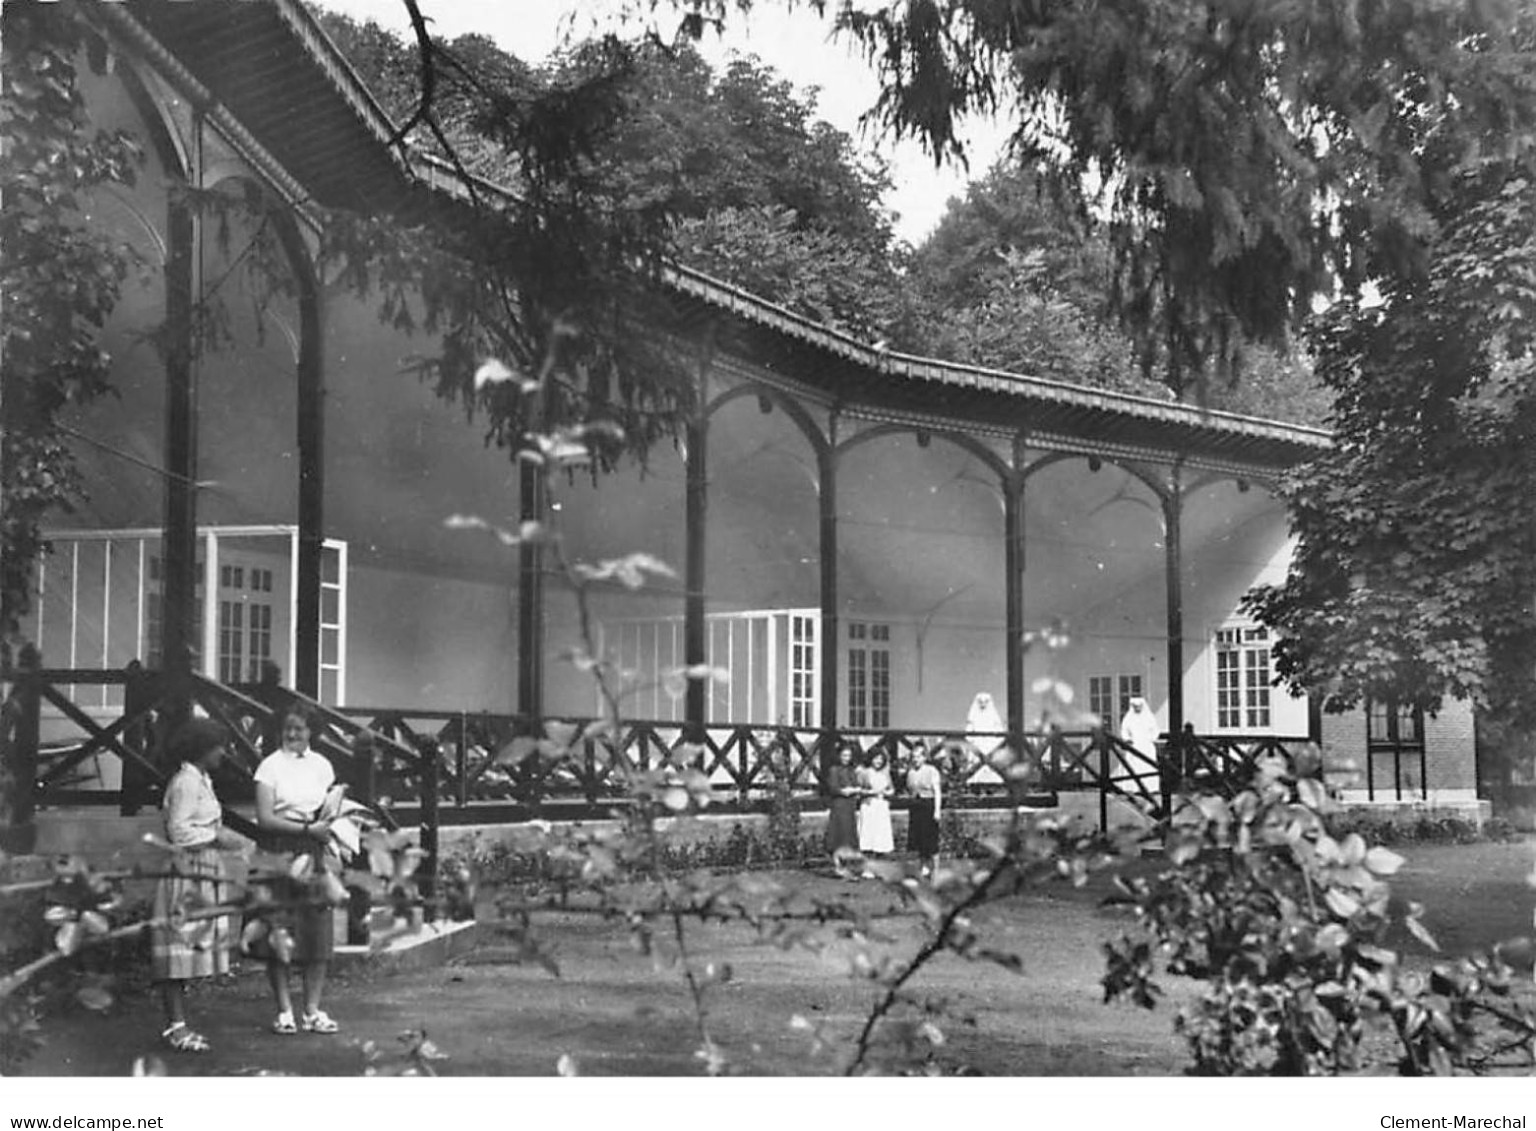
[130,0,1333,458]
[664,263,1331,451]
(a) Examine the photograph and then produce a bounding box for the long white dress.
[856,766,895,854]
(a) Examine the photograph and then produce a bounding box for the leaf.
[495,736,540,766]
[1494,936,1534,967]
[1356,943,1398,968]
[1339,833,1367,865]
[977,948,1025,975]
[1296,777,1328,812]
[661,669,688,701]
[473,358,516,388]
[76,984,114,1011]
[367,841,396,879]
[1323,888,1360,919]
[544,720,577,748]
[1363,846,1404,876]
[1315,923,1350,951]
[1405,915,1440,952]
[1166,830,1202,865]
[54,921,82,956]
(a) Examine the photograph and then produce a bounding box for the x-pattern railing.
[5,668,1315,842]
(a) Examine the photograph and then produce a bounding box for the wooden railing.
[2,663,1318,864]
[335,704,1308,830]
[0,663,430,880]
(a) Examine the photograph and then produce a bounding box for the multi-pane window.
[1215,625,1271,729]
[1089,673,1143,728]
[1118,674,1143,723]
[790,614,816,727]
[246,600,272,681]
[218,563,275,684]
[218,600,244,683]
[847,621,891,729]
[1089,676,1113,728]
[1367,699,1422,747]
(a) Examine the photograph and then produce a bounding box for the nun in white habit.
[965,691,1006,759]
[1119,696,1161,759]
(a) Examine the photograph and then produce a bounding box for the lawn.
[15,837,1535,1077]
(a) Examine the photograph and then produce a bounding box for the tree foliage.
[818,0,1536,395]
[314,9,904,336]
[904,162,1331,417]
[903,164,1151,391]
[1245,169,1536,726]
[0,3,141,659]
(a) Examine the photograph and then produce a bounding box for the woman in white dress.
[856,750,895,858]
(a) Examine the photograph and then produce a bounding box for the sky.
[313,0,1011,247]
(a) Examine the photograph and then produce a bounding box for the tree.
[1244,168,1536,733]
[0,4,141,659]
[314,9,905,336]
[806,0,1536,395]
[903,162,1331,417]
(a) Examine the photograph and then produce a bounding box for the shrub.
[1325,811,1525,847]
[1104,756,1536,1075]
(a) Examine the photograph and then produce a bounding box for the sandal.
[300,1009,339,1034]
[271,1011,298,1035]
[162,1022,210,1053]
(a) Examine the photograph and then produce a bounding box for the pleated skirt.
[150,846,235,981]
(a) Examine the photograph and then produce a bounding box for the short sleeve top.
[857,767,892,797]
[907,763,942,799]
[253,747,335,823]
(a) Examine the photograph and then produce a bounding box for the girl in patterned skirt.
[151,718,248,1053]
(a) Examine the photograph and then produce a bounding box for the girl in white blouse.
[253,705,342,1035]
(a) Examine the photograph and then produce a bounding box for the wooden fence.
[1,663,1318,880]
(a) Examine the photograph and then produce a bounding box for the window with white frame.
[1215,625,1272,729]
[218,563,275,684]
[790,614,817,727]
[1090,673,1144,728]
[847,621,891,729]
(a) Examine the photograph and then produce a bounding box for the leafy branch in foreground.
[0,2,142,662]
[1104,752,1536,1076]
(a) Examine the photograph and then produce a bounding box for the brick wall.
[1317,699,1478,802]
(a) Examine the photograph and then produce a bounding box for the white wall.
[345,563,517,711]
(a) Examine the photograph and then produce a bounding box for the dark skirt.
[825,796,859,854]
[908,798,940,857]
[150,846,235,981]
[246,834,335,966]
